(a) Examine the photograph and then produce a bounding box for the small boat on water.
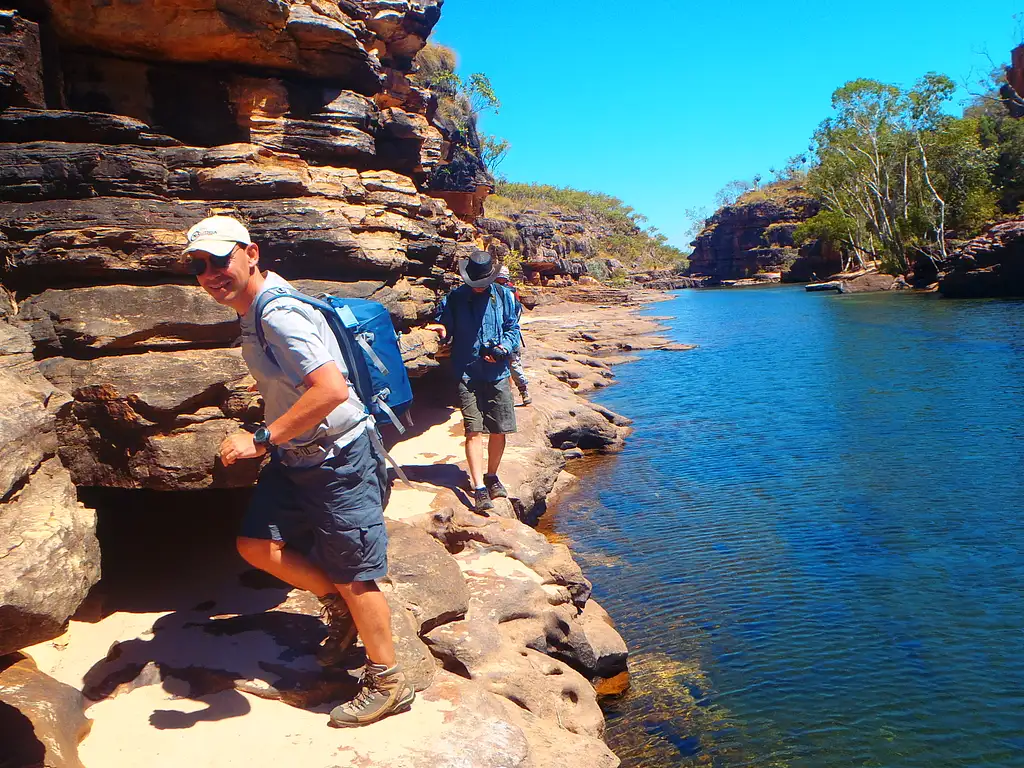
[805,281,843,292]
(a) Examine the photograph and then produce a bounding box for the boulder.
[0,653,91,768]
[546,405,622,450]
[425,546,605,738]
[0,458,100,656]
[40,349,261,490]
[385,519,469,633]
[565,600,629,679]
[0,10,45,109]
[0,364,58,500]
[940,218,1024,298]
[838,273,896,293]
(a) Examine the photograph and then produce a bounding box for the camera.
[480,340,509,361]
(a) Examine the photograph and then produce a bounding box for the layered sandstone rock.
[0,0,483,491]
[688,182,832,282]
[1,4,629,766]
[478,210,595,283]
[940,218,1024,298]
[0,291,100,657]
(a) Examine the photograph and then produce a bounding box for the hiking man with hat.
[182,215,413,728]
[425,249,522,514]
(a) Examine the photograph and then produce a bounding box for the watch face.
[254,427,271,445]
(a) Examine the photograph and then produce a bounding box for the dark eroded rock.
[20,285,238,357]
[0,458,100,656]
[0,11,45,110]
[940,218,1024,298]
[41,349,261,490]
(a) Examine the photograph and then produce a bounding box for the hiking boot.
[329,663,414,727]
[316,593,358,667]
[519,389,532,406]
[473,486,494,513]
[484,473,508,499]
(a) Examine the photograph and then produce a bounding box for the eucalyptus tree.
[799,75,995,274]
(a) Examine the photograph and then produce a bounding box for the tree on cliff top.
[798,75,995,274]
[413,43,508,175]
[965,66,1024,214]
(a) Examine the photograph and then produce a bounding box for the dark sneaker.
[520,389,532,406]
[317,593,358,667]
[329,663,414,727]
[473,486,494,513]
[484,473,508,499]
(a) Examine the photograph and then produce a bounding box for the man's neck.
[230,269,267,315]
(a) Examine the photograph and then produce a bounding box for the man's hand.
[219,431,266,466]
[423,323,447,340]
[483,345,507,364]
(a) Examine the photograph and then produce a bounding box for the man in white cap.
[425,249,522,514]
[495,265,531,406]
[182,215,413,728]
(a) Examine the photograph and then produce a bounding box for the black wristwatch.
[253,424,275,451]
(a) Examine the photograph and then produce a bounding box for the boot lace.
[342,668,384,713]
[319,597,350,638]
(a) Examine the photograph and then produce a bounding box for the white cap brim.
[183,238,238,257]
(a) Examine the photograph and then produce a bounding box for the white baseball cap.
[183,216,252,257]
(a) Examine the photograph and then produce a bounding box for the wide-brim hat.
[183,215,252,258]
[458,249,500,288]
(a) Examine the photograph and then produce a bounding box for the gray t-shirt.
[240,272,368,467]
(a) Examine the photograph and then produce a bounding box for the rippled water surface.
[551,286,1024,767]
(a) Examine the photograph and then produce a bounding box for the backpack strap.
[253,286,373,410]
[252,286,294,367]
[252,287,413,487]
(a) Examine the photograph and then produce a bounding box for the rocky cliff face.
[940,218,1024,298]
[687,182,837,282]
[0,1,480,493]
[0,4,629,765]
[478,209,593,282]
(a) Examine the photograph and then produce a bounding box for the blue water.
[551,286,1024,767]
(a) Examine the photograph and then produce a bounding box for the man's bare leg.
[236,537,337,597]
[465,431,485,488]
[336,580,396,667]
[486,433,506,475]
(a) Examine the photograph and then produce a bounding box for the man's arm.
[220,363,349,464]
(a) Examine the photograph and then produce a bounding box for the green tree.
[480,134,510,176]
[965,66,1024,213]
[804,75,995,273]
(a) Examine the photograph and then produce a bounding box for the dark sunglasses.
[187,246,237,276]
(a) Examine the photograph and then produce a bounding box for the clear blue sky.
[431,1,1022,248]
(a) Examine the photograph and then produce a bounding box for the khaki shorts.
[458,377,517,434]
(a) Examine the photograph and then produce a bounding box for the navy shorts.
[240,429,390,584]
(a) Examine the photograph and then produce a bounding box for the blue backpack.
[253,287,414,435]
